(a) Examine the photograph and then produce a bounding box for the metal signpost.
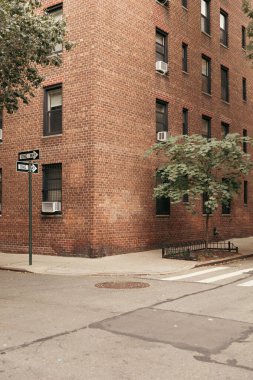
[17,150,39,266]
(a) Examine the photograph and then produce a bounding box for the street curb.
[0,253,252,276]
[194,252,253,268]
[0,266,32,274]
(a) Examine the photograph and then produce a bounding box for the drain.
[95,281,150,289]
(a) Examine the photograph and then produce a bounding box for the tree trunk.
[205,214,210,252]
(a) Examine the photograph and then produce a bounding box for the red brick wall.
[0,0,253,257]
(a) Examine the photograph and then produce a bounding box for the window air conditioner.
[156,61,168,75]
[157,131,169,142]
[42,202,61,213]
[0,129,2,141]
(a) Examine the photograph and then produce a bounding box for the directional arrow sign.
[16,161,39,174]
[18,150,40,161]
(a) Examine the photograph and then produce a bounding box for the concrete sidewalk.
[0,236,252,276]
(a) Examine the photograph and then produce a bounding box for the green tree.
[146,134,253,248]
[243,0,253,59]
[0,0,72,113]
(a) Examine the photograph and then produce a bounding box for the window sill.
[41,213,62,218]
[156,214,170,218]
[182,6,188,11]
[201,31,212,38]
[182,70,189,75]
[220,43,228,49]
[221,100,230,105]
[202,91,212,97]
[221,214,231,217]
[243,99,248,104]
[202,214,213,217]
[156,70,168,77]
[42,134,63,139]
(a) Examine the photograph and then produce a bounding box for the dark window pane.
[220,11,228,46]
[183,108,188,135]
[242,26,246,49]
[156,173,170,215]
[44,86,62,136]
[156,30,167,63]
[201,0,210,34]
[243,78,247,101]
[202,116,211,139]
[202,56,211,94]
[221,66,229,102]
[221,122,229,138]
[42,164,62,205]
[156,100,168,133]
[244,181,248,205]
[182,0,188,8]
[243,129,247,153]
[182,43,188,72]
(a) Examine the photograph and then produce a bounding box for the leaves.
[147,134,253,214]
[0,0,72,113]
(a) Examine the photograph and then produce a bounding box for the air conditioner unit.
[42,202,61,213]
[157,131,169,142]
[156,61,168,75]
[0,129,2,141]
[156,0,169,5]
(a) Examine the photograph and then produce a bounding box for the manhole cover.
[95,281,150,289]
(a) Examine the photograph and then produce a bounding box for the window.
[182,0,188,9]
[47,3,63,53]
[242,26,246,49]
[182,43,188,72]
[201,0,211,34]
[44,85,62,136]
[156,173,170,215]
[42,164,62,211]
[220,10,228,46]
[244,181,248,205]
[243,129,247,153]
[156,100,168,133]
[0,110,2,142]
[242,77,247,101]
[156,29,167,63]
[0,169,2,214]
[202,115,211,139]
[221,66,229,102]
[202,55,211,94]
[182,108,188,135]
[157,0,168,5]
[221,122,229,138]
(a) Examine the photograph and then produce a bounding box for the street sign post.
[18,150,39,161]
[17,149,40,266]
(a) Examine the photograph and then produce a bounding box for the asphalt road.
[0,258,253,380]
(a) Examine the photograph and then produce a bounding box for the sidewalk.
[0,237,252,276]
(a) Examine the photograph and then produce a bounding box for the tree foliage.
[0,0,71,113]
[243,0,253,60]
[146,134,253,243]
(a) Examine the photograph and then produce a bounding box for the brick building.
[0,0,253,257]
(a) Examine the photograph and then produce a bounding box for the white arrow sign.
[16,161,39,174]
[18,150,39,161]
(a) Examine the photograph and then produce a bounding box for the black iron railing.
[162,240,238,260]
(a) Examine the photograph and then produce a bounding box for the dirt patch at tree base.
[196,250,242,262]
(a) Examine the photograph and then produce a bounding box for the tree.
[243,0,253,60]
[0,0,71,113]
[146,134,253,248]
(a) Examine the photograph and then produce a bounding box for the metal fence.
[162,240,238,260]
